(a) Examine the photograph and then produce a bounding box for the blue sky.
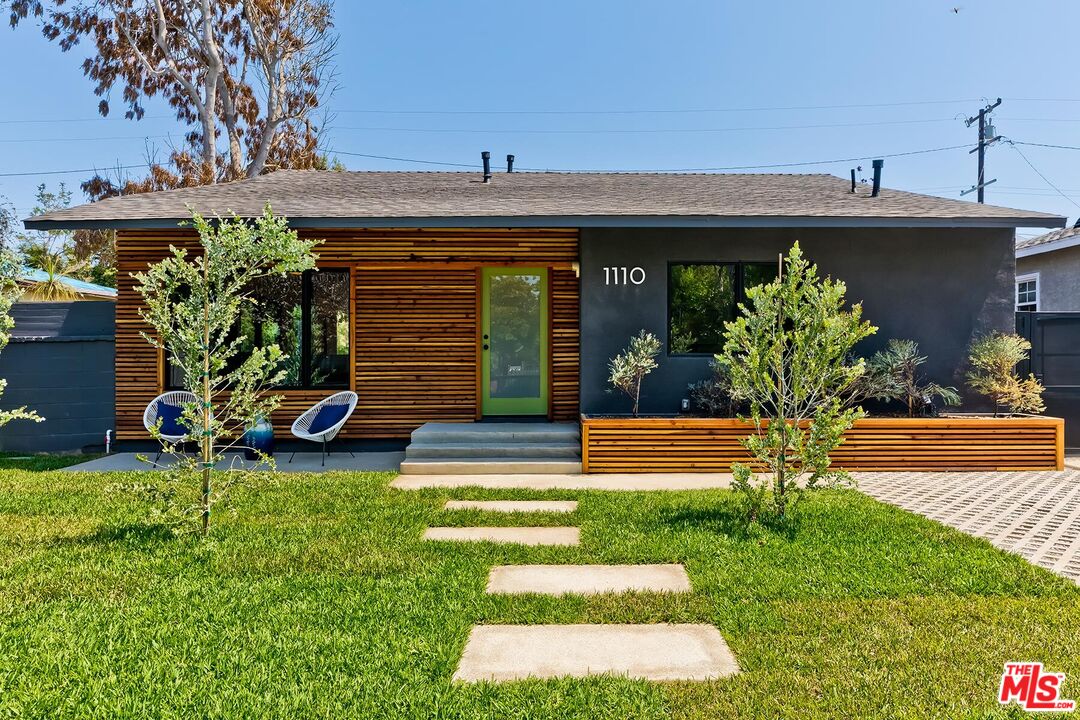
[2,0,1079,237]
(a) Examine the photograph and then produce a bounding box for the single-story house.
[1016,224,1080,311]
[23,168,1065,448]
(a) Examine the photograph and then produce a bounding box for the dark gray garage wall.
[0,302,115,453]
[580,226,1015,415]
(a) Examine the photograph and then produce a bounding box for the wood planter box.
[581,415,1065,473]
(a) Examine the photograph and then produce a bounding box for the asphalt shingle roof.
[1016,225,1080,250]
[23,170,1065,229]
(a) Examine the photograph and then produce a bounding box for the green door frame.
[480,267,549,416]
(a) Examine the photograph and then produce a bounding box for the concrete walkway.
[393,472,733,491]
[62,451,404,473]
[857,470,1080,584]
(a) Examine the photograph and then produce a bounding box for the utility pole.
[963,98,1002,203]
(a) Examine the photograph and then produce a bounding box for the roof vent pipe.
[871,159,884,197]
[506,154,515,173]
[850,168,856,193]
[481,151,492,183]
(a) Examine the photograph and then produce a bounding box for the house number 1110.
[604,266,646,285]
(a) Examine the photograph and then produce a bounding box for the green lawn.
[1,469,1077,719]
[0,452,96,471]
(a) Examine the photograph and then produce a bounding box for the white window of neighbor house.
[1016,272,1039,312]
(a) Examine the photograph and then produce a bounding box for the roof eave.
[1017,233,1080,258]
[23,214,1068,231]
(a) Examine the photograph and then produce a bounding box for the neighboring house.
[1016,224,1080,311]
[23,169,1063,445]
[0,301,114,453]
[17,269,117,302]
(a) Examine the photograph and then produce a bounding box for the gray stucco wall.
[1017,246,1080,311]
[0,302,115,453]
[580,226,1016,415]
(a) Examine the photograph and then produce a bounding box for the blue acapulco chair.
[289,391,358,466]
[143,390,198,464]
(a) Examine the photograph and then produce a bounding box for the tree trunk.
[200,259,211,536]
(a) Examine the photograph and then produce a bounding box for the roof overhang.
[1017,233,1080,258]
[23,214,1068,231]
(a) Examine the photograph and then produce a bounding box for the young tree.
[720,242,877,521]
[0,250,44,428]
[967,333,1045,416]
[8,0,338,190]
[608,330,661,417]
[132,207,318,535]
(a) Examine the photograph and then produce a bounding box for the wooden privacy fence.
[581,415,1065,473]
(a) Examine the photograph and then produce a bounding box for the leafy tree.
[967,333,1045,416]
[608,330,661,417]
[0,197,17,251]
[720,242,877,521]
[131,207,319,535]
[0,250,44,428]
[8,0,338,192]
[14,184,115,297]
[861,339,961,417]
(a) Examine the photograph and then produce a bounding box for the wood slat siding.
[581,416,1066,473]
[114,228,579,441]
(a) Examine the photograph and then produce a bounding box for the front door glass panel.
[482,268,548,415]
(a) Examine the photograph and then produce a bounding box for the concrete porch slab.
[453,624,738,682]
[443,500,578,513]
[61,451,404,473]
[486,564,690,595]
[423,526,580,546]
[393,473,733,491]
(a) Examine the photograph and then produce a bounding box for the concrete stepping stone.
[453,624,738,682]
[423,527,580,546]
[443,500,578,513]
[487,564,690,595]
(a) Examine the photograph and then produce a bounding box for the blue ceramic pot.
[243,417,274,460]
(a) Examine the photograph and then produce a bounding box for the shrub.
[687,358,742,417]
[862,339,961,417]
[967,333,1045,416]
[719,242,877,521]
[608,330,661,417]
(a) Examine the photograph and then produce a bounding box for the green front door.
[481,267,549,416]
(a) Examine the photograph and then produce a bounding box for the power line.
[1005,139,1080,212]
[322,143,971,173]
[0,134,171,145]
[1012,140,1080,152]
[333,98,981,116]
[0,114,172,126]
[0,163,150,178]
[331,118,957,136]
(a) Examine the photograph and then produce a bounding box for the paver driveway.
[856,469,1080,584]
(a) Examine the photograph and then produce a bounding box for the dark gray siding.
[580,226,1015,415]
[0,302,115,453]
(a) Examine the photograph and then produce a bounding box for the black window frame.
[164,267,351,391]
[666,260,778,357]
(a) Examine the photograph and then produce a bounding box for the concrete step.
[405,442,580,460]
[410,422,580,445]
[399,458,583,475]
